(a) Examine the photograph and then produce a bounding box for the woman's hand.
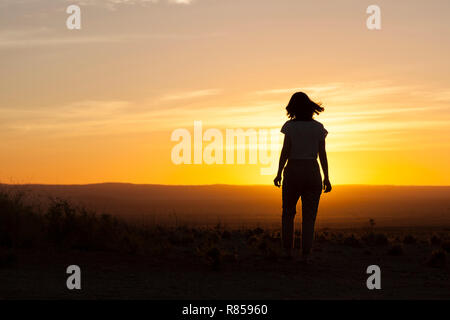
[323,177,332,193]
[274,175,282,188]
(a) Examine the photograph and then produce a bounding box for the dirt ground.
[1,227,449,300]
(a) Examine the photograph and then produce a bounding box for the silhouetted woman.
[274,92,332,263]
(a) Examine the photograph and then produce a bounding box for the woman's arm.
[274,135,291,187]
[318,139,332,193]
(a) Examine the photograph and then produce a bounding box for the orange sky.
[1,0,449,186]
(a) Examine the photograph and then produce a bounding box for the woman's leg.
[282,211,296,251]
[300,190,321,256]
[282,167,301,255]
[300,160,322,257]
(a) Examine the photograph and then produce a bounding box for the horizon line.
[1,182,450,188]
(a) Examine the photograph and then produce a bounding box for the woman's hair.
[286,92,324,120]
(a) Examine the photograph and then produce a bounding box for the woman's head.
[286,92,324,120]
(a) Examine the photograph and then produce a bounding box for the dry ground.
[1,226,450,300]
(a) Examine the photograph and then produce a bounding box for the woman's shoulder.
[311,119,324,127]
[280,120,293,134]
[312,120,328,138]
[282,119,325,131]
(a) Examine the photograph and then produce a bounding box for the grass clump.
[361,232,389,247]
[441,241,450,253]
[403,234,417,245]
[430,235,442,246]
[343,234,362,248]
[426,250,447,268]
[387,244,403,256]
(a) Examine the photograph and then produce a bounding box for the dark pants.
[282,159,322,255]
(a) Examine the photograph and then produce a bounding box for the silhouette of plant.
[430,235,442,246]
[343,234,362,248]
[403,234,417,245]
[426,250,447,268]
[369,218,376,230]
[387,244,403,256]
[362,232,389,246]
[441,241,450,253]
[221,230,232,240]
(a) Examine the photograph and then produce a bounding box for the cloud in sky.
[103,0,195,4]
[64,0,195,6]
[2,81,450,154]
[159,89,222,101]
[253,85,342,96]
[0,0,197,13]
[70,0,195,9]
[0,31,221,48]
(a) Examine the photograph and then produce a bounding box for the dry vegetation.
[1,188,450,299]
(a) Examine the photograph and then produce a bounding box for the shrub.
[441,241,450,253]
[426,250,447,268]
[430,235,442,246]
[257,240,268,253]
[0,189,42,249]
[265,247,279,261]
[335,232,344,240]
[403,234,417,245]
[168,231,194,246]
[387,244,403,256]
[315,232,328,243]
[361,232,389,246]
[369,219,376,229]
[222,251,238,263]
[247,235,258,245]
[0,189,144,253]
[343,234,361,248]
[206,247,222,270]
[253,227,264,235]
[221,230,232,240]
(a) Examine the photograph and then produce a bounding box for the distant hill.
[1,183,449,227]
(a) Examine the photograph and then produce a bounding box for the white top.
[281,120,328,159]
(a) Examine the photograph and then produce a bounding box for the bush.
[426,250,447,268]
[430,235,442,246]
[343,234,361,248]
[362,232,389,246]
[441,241,450,253]
[253,227,264,235]
[403,234,417,245]
[0,189,42,249]
[168,230,194,246]
[221,230,232,240]
[257,240,268,252]
[44,198,124,251]
[387,244,403,256]
[206,247,222,270]
[247,235,258,245]
[315,232,328,243]
[0,189,151,254]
